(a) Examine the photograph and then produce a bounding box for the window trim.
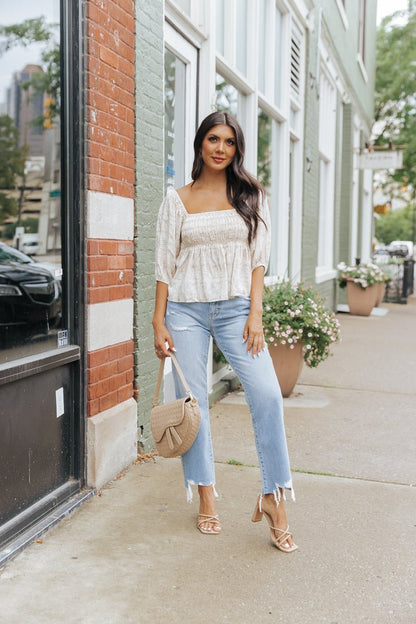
[356,53,368,83]
[335,0,349,30]
[316,61,337,281]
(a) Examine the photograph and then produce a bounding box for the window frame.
[316,61,337,284]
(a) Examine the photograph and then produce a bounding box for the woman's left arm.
[243,266,265,357]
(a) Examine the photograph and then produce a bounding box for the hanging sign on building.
[358,151,403,170]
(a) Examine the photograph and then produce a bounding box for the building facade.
[0,0,376,562]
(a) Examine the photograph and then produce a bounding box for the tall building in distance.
[6,64,45,157]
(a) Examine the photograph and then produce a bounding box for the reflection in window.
[257,109,272,196]
[257,108,280,275]
[0,2,62,362]
[164,48,186,189]
[215,74,239,118]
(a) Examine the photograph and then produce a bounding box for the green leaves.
[263,281,340,369]
[0,17,53,55]
[375,204,416,244]
[0,115,29,222]
[374,6,416,197]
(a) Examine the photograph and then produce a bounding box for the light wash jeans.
[165,297,294,503]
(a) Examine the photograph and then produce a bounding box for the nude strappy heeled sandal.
[252,495,298,552]
[197,514,221,535]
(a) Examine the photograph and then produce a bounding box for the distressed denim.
[165,297,295,503]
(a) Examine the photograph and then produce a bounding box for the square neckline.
[171,187,236,216]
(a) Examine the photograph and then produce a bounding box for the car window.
[0,246,32,264]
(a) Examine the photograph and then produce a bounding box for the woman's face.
[200,124,236,172]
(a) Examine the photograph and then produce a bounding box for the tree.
[0,17,60,128]
[0,116,28,222]
[375,204,416,244]
[373,3,416,199]
[0,17,53,54]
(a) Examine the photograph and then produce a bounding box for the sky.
[0,0,58,106]
[377,0,409,23]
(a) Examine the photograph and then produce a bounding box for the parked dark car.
[0,243,61,330]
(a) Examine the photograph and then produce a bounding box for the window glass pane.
[215,73,240,118]
[164,48,186,189]
[274,8,282,106]
[236,0,247,75]
[258,108,278,275]
[258,0,266,93]
[0,1,63,364]
[257,109,272,196]
[216,0,225,56]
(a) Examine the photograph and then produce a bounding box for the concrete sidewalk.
[0,298,415,623]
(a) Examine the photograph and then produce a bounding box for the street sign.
[358,151,403,170]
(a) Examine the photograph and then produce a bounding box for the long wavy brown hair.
[191,111,265,244]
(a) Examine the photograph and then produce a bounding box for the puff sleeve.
[155,190,184,285]
[250,193,271,272]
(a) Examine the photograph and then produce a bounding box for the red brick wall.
[87,340,134,417]
[86,0,136,417]
[87,240,134,305]
[86,0,135,199]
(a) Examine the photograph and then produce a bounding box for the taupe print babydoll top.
[155,187,271,303]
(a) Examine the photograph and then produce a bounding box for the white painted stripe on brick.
[87,299,133,352]
[87,191,134,240]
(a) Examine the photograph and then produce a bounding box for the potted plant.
[263,280,341,397]
[337,262,380,316]
[373,266,390,306]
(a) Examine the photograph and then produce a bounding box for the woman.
[152,111,297,552]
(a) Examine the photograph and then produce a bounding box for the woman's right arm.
[153,191,181,358]
[152,281,175,359]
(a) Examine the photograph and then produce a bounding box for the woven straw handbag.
[150,352,201,458]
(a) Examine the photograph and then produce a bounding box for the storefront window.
[257,108,280,275]
[215,73,240,118]
[257,109,272,196]
[164,48,186,189]
[0,1,63,363]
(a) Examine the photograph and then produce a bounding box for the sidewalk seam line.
[215,460,415,487]
[296,382,415,397]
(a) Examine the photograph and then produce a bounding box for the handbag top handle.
[152,352,193,408]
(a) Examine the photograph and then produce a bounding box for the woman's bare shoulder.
[175,183,193,203]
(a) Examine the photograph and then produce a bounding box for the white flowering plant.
[263,280,341,368]
[337,262,390,289]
